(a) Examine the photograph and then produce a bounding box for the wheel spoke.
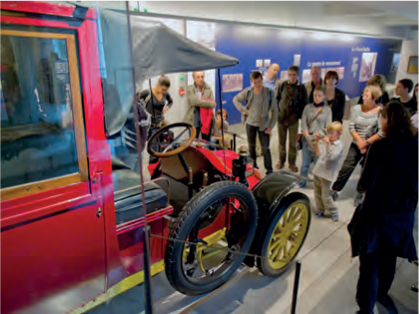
[271,241,283,261]
[269,238,282,252]
[173,127,188,143]
[282,243,289,259]
[287,207,296,223]
[289,207,301,223]
[289,217,304,230]
[273,224,283,237]
[279,243,286,259]
[283,243,295,261]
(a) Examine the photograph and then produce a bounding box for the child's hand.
[322,135,330,145]
[314,133,320,142]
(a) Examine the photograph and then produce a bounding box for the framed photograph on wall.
[222,74,243,93]
[407,56,418,74]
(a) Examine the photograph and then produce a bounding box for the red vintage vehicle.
[1,2,311,313]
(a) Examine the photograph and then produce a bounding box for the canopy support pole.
[124,2,154,313]
[217,69,227,177]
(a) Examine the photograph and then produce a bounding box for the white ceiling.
[138,1,418,39]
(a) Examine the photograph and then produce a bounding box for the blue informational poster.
[214,23,401,124]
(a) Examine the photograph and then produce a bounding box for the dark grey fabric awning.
[98,9,238,136]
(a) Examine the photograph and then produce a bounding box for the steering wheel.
[147,122,196,158]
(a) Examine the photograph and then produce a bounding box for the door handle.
[97,207,102,218]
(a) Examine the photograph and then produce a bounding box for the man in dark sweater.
[276,66,308,172]
[392,78,417,115]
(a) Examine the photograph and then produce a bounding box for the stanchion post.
[291,261,302,314]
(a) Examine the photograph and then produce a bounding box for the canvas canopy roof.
[98,9,239,136]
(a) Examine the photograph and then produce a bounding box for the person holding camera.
[276,66,308,172]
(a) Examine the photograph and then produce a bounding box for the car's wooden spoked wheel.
[265,201,310,273]
[165,181,258,296]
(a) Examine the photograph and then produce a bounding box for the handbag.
[296,107,324,150]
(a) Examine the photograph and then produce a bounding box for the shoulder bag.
[296,106,324,150]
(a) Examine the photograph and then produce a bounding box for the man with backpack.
[276,66,308,172]
[233,71,278,175]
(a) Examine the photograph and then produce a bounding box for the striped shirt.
[348,105,382,143]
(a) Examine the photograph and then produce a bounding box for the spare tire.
[165,181,258,295]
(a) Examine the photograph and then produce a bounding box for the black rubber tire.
[165,181,258,295]
[257,196,311,277]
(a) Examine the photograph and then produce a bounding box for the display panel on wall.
[133,15,402,124]
[212,23,401,124]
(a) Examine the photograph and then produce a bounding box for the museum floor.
[89,120,418,314]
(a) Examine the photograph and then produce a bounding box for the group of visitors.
[135,64,417,314]
[230,64,418,313]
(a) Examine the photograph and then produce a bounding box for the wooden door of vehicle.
[0,28,107,314]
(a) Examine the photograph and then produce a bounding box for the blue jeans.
[300,137,319,180]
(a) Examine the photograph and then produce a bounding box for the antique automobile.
[0,2,311,313]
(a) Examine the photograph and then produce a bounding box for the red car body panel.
[0,2,260,313]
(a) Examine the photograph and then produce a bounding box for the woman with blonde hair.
[331,85,383,205]
[358,74,390,106]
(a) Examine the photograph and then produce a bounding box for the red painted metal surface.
[75,14,126,290]
[0,3,174,312]
[0,5,110,313]
[1,2,260,313]
[1,1,75,17]
[1,199,107,313]
[1,1,96,19]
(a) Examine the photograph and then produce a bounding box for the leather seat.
[112,158,168,225]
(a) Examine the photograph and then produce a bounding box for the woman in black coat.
[351,101,418,314]
[324,70,346,123]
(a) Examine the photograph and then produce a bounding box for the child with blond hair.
[312,122,344,221]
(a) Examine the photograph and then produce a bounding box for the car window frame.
[1,29,88,200]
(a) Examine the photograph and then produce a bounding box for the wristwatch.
[366,140,370,146]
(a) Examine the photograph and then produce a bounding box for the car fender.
[244,171,310,267]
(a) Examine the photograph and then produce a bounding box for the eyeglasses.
[327,132,339,135]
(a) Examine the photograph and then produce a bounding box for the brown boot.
[276,160,284,169]
[289,163,298,172]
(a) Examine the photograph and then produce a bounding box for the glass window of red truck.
[1,29,88,200]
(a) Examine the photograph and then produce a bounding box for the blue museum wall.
[214,23,401,124]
